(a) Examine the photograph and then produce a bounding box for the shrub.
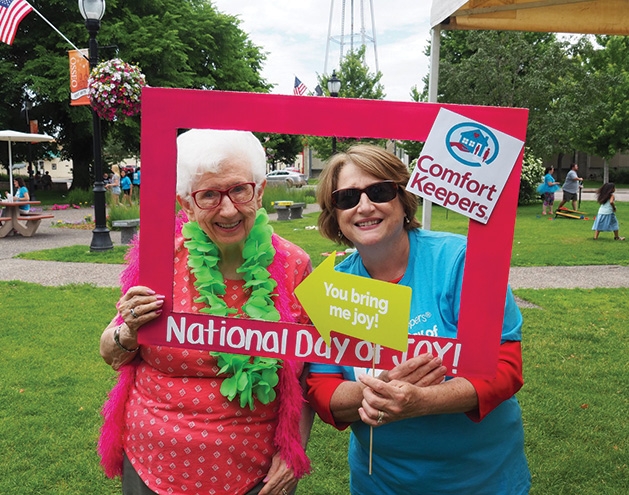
[519,150,544,205]
[66,188,94,206]
[609,168,629,185]
[262,186,311,212]
[107,202,140,229]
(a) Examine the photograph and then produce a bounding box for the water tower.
[324,0,379,74]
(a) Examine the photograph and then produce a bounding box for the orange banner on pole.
[69,49,90,106]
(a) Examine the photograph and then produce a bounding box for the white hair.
[176,129,267,198]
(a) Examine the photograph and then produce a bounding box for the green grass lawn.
[1,283,627,494]
[19,200,629,268]
[5,194,629,493]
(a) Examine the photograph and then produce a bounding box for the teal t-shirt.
[310,229,530,494]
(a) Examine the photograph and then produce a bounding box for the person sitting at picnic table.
[8,177,31,214]
[98,129,313,495]
[306,144,530,494]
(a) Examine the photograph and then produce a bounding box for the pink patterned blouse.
[123,235,311,494]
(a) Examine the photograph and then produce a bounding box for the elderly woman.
[99,129,312,495]
[306,144,530,494]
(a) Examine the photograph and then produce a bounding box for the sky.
[212,0,432,102]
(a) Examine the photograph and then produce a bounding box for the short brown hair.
[317,144,420,247]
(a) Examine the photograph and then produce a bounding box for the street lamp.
[79,0,112,251]
[327,70,341,154]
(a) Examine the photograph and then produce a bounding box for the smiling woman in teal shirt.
[307,144,530,495]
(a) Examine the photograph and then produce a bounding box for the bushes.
[107,202,140,230]
[609,168,629,185]
[262,185,312,212]
[65,188,94,206]
[519,150,544,205]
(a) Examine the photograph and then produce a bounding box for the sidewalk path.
[0,205,627,289]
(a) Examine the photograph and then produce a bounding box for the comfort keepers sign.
[407,108,525,224]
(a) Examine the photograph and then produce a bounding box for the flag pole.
[30,5,83,53]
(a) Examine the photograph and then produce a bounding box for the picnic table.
[0,201,54,237]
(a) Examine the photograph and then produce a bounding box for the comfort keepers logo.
[407,108,524,224]
[445,123,500,167]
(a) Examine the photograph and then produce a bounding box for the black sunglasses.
[332,181,399,210]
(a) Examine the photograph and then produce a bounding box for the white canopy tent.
[424,0,629,229]
[0,130,55,197]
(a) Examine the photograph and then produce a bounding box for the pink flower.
[88,58,146,122]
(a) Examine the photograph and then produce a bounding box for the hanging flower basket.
[88,58,147,121]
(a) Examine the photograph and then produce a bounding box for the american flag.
[0,0,33,45]
[293,76,307,96]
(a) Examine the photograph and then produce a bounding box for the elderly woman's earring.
[405,216,411,224]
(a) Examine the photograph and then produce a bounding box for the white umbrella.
[0,130,55,197]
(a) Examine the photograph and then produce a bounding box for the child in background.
[592,182,625,240]
[120,170,133,206]
[537,166,561,215]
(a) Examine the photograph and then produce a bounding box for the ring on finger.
[377,410,384,425]
[130,307,139,319]
[282,489,288,495]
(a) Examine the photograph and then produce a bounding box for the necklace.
[183,209,281,409]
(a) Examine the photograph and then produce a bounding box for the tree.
[427,30,585,159]
[307,45,386,160]
[257,133,303,171]
[396,86,425,161]
[0,0,270,188]
[576,35,629,181]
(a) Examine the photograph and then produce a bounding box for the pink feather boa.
[98,214,311,479]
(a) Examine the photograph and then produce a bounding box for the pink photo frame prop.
[138,87,528,380]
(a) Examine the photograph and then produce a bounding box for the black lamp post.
[327,70,341,154]
[80,0,113,251]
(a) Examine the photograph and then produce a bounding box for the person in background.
[557,162,583,211]
[42,171,53,190]
[8,177,31,214]
[537,166,561,215]
[132,166,141,200]
[120,169,133,205]
[307,144,530,495]
[592,182,625,240]
[106,164,121,205]
[33,171,42,191]
[98,129,313,495]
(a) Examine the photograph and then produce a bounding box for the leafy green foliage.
[255,133,304,170]
[106,201,140,229]
[519,150,545,205]
[0,0,270,188]
[65,188,94,205]
[577,36,629,160]
[261,185,313,212]
[429,31,591,159]
[307,46,386,160]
